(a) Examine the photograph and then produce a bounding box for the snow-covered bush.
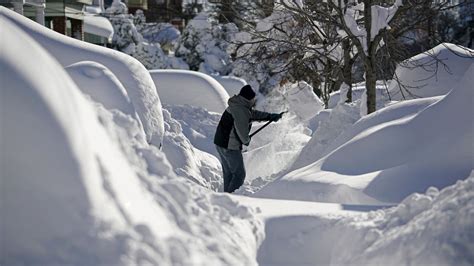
[175,12,238,75]
[105,0,188,70]
[230,9,296,94]
[140,22,181,51]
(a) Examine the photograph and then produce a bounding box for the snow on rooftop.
[83,14,114,40]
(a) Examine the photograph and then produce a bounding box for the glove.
[269,113,283,122]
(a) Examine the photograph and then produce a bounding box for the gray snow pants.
[215,145,246,193]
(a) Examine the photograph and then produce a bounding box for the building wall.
[143,0,182,23]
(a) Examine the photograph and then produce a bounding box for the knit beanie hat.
[239,85,256,100]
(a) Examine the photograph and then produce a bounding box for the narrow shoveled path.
[231,195,389,265]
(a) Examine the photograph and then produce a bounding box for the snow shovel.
[249,111,287,138]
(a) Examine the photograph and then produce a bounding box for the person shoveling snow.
[214,85,284,193]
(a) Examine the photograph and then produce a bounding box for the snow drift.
[292,96,440,171]
[0,7,164,146]
[65,61,139,119]
[388,43,474,100]
[252,171,474,266]
[1,18,172,263]
[256,64,473,204]
[149,69,230,113]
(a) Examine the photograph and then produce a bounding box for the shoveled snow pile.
[251,171,474,266]
[0,7,164,146]
[388,43,474,100]
[161,109,222,191]
[332,170,474,265]
[149,69,229,113]
[1,15,264,265]
[234,82,324,190]
[164,104,221,157]
[256,63,473,204]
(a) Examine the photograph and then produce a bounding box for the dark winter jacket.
[214,95,272,150]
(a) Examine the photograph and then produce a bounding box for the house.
[1,0,114,45]
[142,0,184,28]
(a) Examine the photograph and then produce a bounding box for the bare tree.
[225,0,462,112]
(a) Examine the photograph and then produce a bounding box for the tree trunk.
[364,0,376,114]
[342,39,353,102]
[365,57,377,114]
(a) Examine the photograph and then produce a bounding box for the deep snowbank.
[65,61,140,119]
[291,96,441,171]
[149,69,229,113]
[161,109,222,190]
[1,17,263,265]
[1,18,171,263]
[0,7,164,146]
[164,104,221,157]
[256,64,473,204]
[247,171,474,266]
[388,43,473,100]
[330,171,474,265]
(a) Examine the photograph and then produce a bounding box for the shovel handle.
[249,110,288,138]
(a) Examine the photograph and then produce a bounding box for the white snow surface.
[212,75,247,96]
[64,61,139,119]
[370,0,402,40]
[256,64,474,204]
[149,69,230,113]
[2,19,171,262]
[243,171,474,266]
[1,14,263,266]
[83,14,114,40]
[235,82,323,187]
[2,6,473,265]
[161,108,222,191]
[0,7,164,146]
[164,104,221,157]
[388,43,474,100]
